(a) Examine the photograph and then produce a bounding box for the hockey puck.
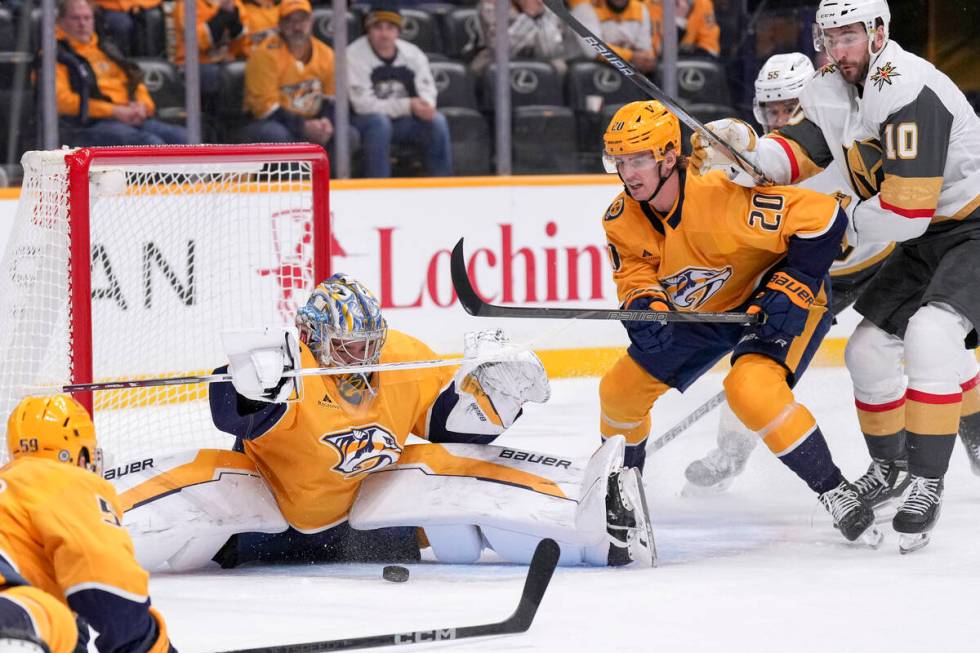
[382,565,409,583]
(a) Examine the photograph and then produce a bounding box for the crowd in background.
[0,0,975,180]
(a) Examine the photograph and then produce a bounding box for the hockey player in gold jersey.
[0,395,174,653]
[208,274,562,566]
[597,100,880,545]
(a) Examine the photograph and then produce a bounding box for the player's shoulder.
[382,330,438,363]
[799,63,850,104]
[1,457,109,498]
[862,42,932,120]
[602,191,631,222]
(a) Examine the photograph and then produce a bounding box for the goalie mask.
[296,274,387,405]
[7,394,103,475]
[752,53,814,132]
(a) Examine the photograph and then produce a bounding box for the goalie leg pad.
[349,438,632,566]
[110,449,288,571]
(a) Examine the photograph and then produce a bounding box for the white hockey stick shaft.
[39,356,492,395]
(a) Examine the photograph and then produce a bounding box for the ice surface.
[150,368,979,652]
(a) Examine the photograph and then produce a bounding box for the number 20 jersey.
[601,169,842,312]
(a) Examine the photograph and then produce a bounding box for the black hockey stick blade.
[452,239,759,324]
[541,0,772,187]
[216,538,561,653]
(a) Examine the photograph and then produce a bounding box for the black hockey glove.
[623,287,673,354]
[746,268,819,341]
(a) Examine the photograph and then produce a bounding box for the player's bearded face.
[821,24,871,83]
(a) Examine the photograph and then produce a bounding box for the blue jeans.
[65,118,188,146]
[352,111,452,177]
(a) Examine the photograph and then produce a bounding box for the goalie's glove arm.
[209,364,289,443]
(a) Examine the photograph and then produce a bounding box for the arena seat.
[482,61,578,174]
[399,8,442,55]
[441,8,482,62]
[430,59,490,175]
[133,6,167,58]
[133,58,185,122]
[311,8,362,46]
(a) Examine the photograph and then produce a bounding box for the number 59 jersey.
[602,168,843,312]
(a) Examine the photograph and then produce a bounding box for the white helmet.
[813,0,890,55]
[752,53,814,129]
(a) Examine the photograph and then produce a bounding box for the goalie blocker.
[110,436,654,570]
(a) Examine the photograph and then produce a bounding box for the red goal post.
[0,144,331,467]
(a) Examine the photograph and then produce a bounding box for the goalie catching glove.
[222,326,302,403]
[689,118,760,186]
[447,329,550,434]
[746,268,820,341]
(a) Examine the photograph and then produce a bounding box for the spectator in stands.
[348,0,451,177]
[242,0,336,148]
[90,0,160,56]
[471,0,567,76]
[570,0,656,75]
[243,0,280,49]
[173,0,251,104]
[53,0,187,146]
[648,0,720,59]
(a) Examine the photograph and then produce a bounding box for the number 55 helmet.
[753,53,815,131]
[7,394,102,474]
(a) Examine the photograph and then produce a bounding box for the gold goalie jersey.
[602,168,841,311]
[0,457,170,652]
[211,330,455,533]
[244,32,336,119]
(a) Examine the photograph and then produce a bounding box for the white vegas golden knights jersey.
[761,40,980,237]
[799,166,893,277]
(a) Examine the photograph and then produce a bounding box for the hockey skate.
[852,458,910,508]
[959,430,980,477]
[818,480,883,548]
[683,448,747,495]
[893,475,943,554]
[606,467,657,567]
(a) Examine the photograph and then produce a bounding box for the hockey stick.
[43,355,492,395]
[216,538,561,653]
[646,389,726,454]
[541,0,773,186]
[452,239,760,325]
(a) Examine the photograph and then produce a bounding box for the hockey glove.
[689,118,759,185]
[623,287,673,354]
[222,326,302,403]
[448,329,550,433]
[746,268,819,341]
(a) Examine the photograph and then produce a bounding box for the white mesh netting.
[0,147,326,469]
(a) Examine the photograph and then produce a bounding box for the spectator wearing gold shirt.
[242,0,336,148]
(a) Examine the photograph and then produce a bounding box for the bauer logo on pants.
[322,425,402,478]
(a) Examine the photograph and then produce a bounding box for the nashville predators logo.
[322,425,402,478]
[660,266,733,309]
[871,62,900,91]
[282,79,324,115]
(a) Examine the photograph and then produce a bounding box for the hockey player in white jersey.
[689,0,980,552]
[683,52,898,496]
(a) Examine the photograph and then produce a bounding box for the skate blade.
[680,478,733,497]
[860,525,884,549]
[899,532,930,554]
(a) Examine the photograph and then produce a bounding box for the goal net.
[0,144,331,469]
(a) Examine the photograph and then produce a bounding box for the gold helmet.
[603,100,682,168]
[7,394,102,474]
